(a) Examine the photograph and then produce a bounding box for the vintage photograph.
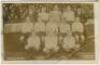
[3,3,95,61]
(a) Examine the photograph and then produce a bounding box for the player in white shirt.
[59,22,71,35]
[43,34,59,53]
[59,21,71,45]
[34,19,45,34]
[62,5,75,25]
[34,19,46,45]
[28,5,34,16]
[72,17,85,44]
[46,21,58,35]
[38,7,49,24]
[21,16,33,34]
[49,5,61,25]
[62,33,76,52]
[20,16,33,41]
[45,5,61,35]
[25,32,41,51]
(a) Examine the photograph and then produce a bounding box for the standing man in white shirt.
[21,17,33,34]
[34,19,46,50]
[49,5,61,25]
[72,17,85,45]
[59,20,71,36]
[38,6,49,24]
[46,21,58,35]
[20,16,33,42]
[62,5,75,25]
[59,20,72,47]
[34,19,45,35]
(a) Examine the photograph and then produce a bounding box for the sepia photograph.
[2,3,95,63]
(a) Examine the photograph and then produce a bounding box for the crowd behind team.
[4,4,94,54]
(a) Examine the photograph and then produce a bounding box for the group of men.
[20,5,85,54]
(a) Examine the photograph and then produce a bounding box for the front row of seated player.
[25,31,81,53]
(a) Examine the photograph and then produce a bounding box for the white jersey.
[72,21,84,33]
[21,22,33,33]
[49,10,61,23]
[25,35,41,50]
[62,11,75,22]
[63,35,76,50]
[34,21,45,33]
[44,35,58,50]
[38,12,49,22]
[59,23,71,34]
[46,22,58,34]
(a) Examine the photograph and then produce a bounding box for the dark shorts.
[73,32,83,36]
[59,33,67,37]
[36,32,46,37]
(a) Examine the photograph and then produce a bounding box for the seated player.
[62,5,75,25]
[43,33,59,53]
[38,6,49,24]
[62,33,76,52]
[72,17,85,44]
[25,32,41,51]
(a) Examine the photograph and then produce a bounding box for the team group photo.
[3,3,95,60]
